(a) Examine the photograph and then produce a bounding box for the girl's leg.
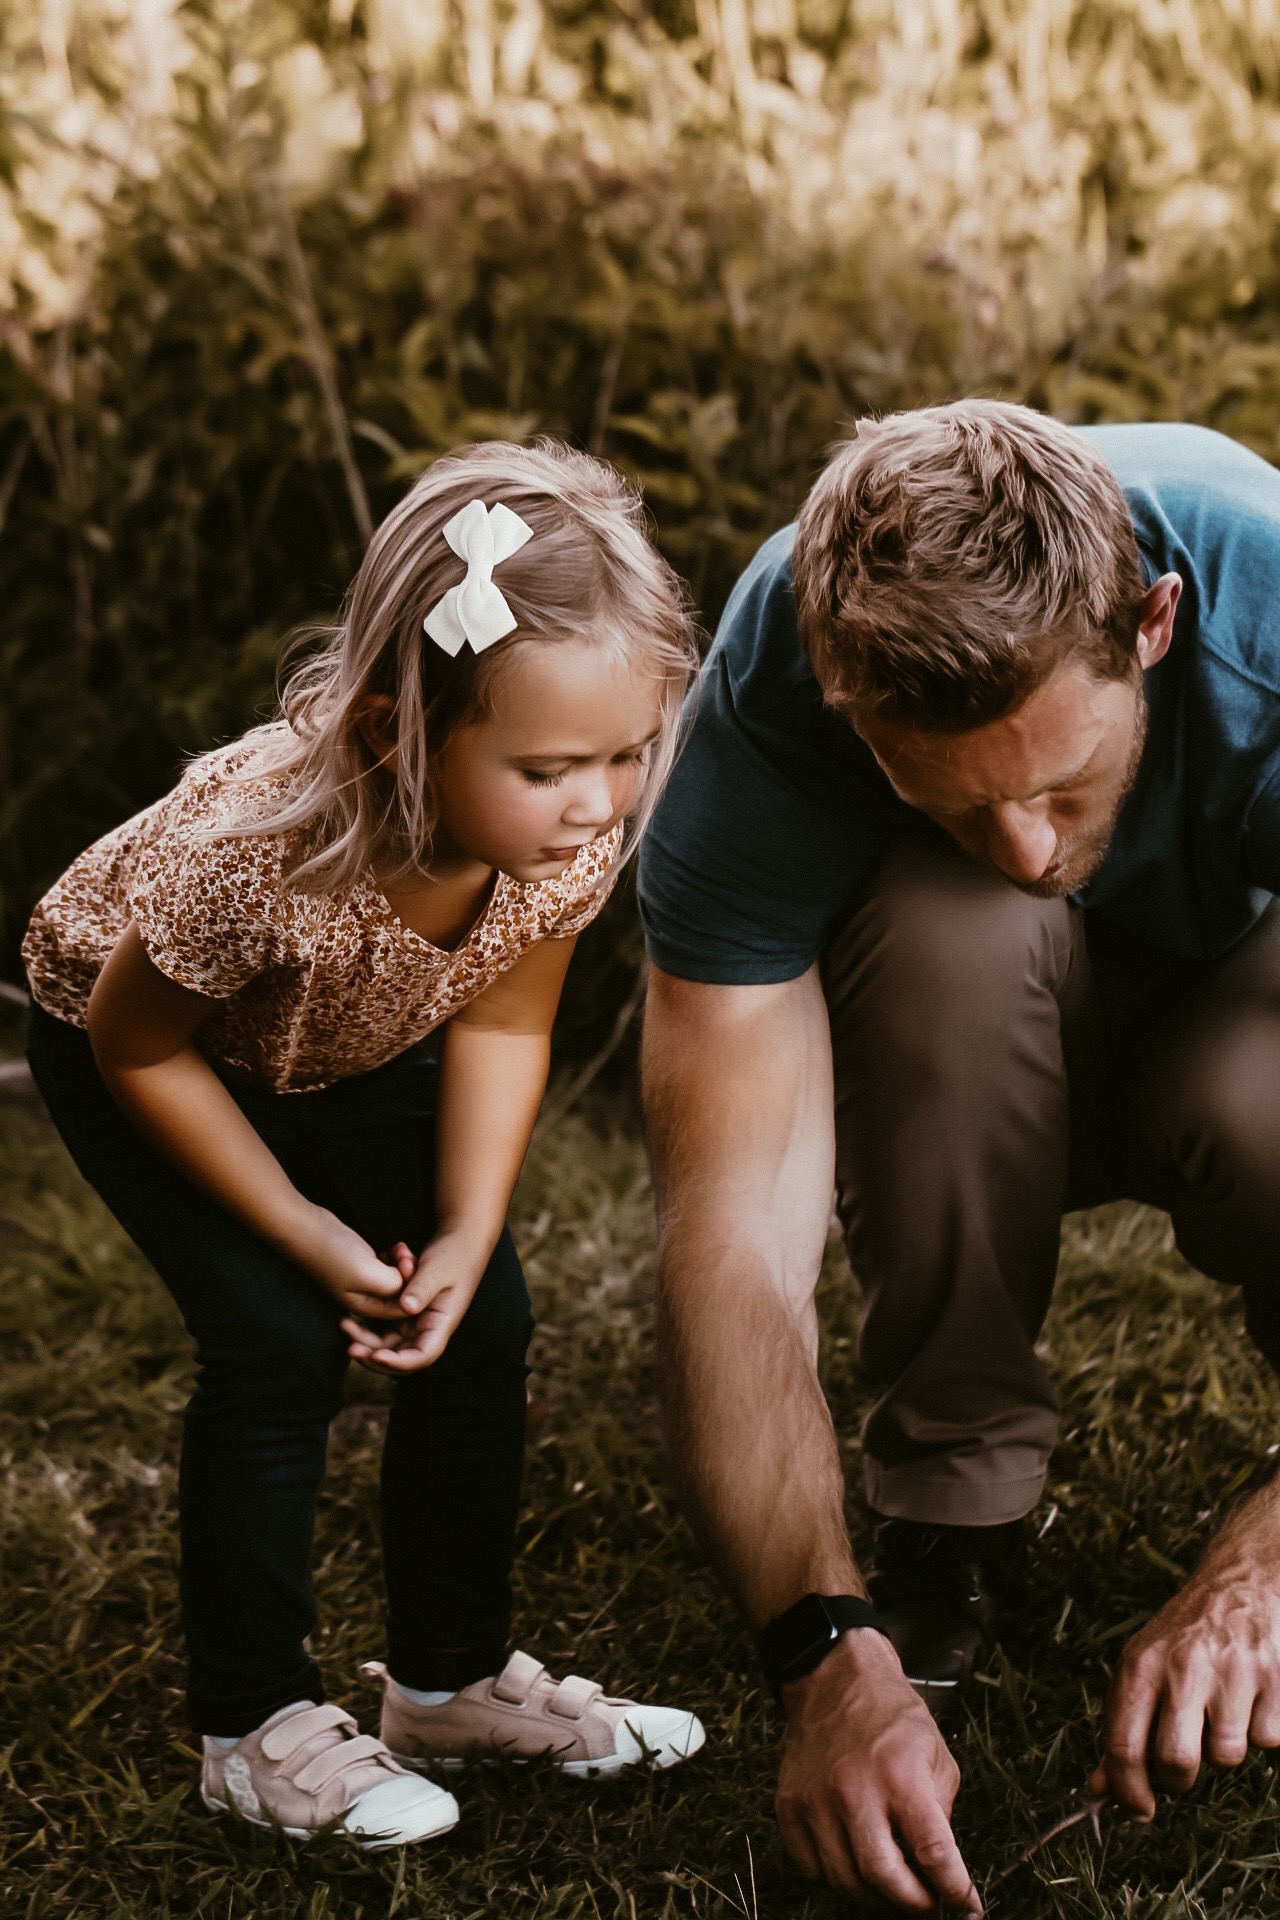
[27,1008,347,1735]
[278,1050,535,1692]
[380,1232,534,1690]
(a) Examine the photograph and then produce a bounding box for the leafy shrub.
[6,0,1280,1053]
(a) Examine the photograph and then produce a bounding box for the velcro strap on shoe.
[548,1674,602,1721]
[490,1650,545,1707]
[260,1703,356,1761]
[294,1733,391,1794]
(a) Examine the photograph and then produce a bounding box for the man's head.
[793,399,1181,893]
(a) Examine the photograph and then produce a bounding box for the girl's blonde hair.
[221,440,700,889]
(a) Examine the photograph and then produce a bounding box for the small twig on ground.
[986,1794,1106,1895]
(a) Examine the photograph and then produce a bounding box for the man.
[638,403,1280,1915]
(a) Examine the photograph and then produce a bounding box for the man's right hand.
[778,1631,981,1914]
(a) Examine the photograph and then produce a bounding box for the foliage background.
[6,6,1280,1917]
[6,0,1280,1021]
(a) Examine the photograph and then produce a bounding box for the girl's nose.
[561,767,618,828]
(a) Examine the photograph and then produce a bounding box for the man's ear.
[1136,572,1181,670]
[354,695,397,766]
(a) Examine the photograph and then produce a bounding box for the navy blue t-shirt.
[638,423,1280,981]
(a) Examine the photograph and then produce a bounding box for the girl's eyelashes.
[521,748,647,787]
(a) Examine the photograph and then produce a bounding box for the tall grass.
[3,1049,1280,1916]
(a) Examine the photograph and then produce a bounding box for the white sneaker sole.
[201,1789,459,1848]
[392,1711,708,1780]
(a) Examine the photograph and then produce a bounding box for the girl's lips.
[541,842,591,861]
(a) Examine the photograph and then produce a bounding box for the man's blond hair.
[793,400,1148,731]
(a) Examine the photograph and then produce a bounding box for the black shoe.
[864,1515,1026,1710]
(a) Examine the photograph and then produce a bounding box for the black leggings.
[27,1005,534,1736]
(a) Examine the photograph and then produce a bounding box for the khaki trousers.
[822,828,1280,1528]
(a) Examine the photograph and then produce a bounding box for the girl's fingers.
[380,1241,417,1282]
[400,1271,444,1315]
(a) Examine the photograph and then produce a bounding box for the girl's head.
[238,441,699,887]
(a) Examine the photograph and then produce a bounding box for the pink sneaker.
[200,1700,459,1847]
[364,1652,706,1779]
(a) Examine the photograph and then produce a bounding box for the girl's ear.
[354,695,397,766]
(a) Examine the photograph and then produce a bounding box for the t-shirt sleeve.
[638,544,899,984]
[553,825,624,936]
[125,781,283,998]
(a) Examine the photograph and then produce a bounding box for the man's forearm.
[656,1230,861,1623]
[642,964,862,1628]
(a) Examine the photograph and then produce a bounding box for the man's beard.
[1010,694,1149,901]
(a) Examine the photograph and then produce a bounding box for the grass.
[4,1007,1280,1917]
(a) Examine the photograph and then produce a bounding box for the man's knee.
[1149,1019,1280,1200]
[1144,1015,1280,1278]
[824,831,1077,1073]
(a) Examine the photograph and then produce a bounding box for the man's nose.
[982,803,1057,883]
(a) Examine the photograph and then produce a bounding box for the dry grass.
[3,997,1280,1918]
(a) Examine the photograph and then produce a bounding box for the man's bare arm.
[643,963,850,1614]
[641,965,980,1915]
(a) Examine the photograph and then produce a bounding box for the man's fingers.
[775,1796,823,1883]
[1203,1669,1256,1769]
[1102,1657,1161,1817]
[837,1793,938,1914]
[802,1806,865,1898]
[896,1797,982,1913]
[1248,1685,1280,1750]
[1151,1662,1212,1793]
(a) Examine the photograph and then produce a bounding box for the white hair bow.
[423,499,534,656]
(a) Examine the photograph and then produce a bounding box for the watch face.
[768,1595,839,1681]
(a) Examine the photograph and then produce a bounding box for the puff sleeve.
[124,771,284,998]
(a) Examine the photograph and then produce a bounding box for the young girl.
[23,441,704,1848]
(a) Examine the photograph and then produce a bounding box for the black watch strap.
[759,1593,888,1695]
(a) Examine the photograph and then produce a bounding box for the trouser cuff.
[864,1462,1046,1528]
[386,1640,509,1691]
[188,1656,325,1738]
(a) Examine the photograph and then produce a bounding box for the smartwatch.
[759,1593,888,1696]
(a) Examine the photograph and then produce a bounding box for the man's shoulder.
[1078,422,1280,549]
[708,524,812,706]
[1082,422,1280,688]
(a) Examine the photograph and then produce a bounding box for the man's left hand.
[1091,1484,1280,1816]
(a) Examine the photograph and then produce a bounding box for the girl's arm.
[87,924,408,1318]
[342,932,578,1372]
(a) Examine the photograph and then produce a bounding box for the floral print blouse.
[23,746,621,1091]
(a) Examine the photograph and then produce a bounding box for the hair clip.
[423,499,534,656]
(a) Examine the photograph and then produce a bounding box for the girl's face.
[431,640,664,881]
